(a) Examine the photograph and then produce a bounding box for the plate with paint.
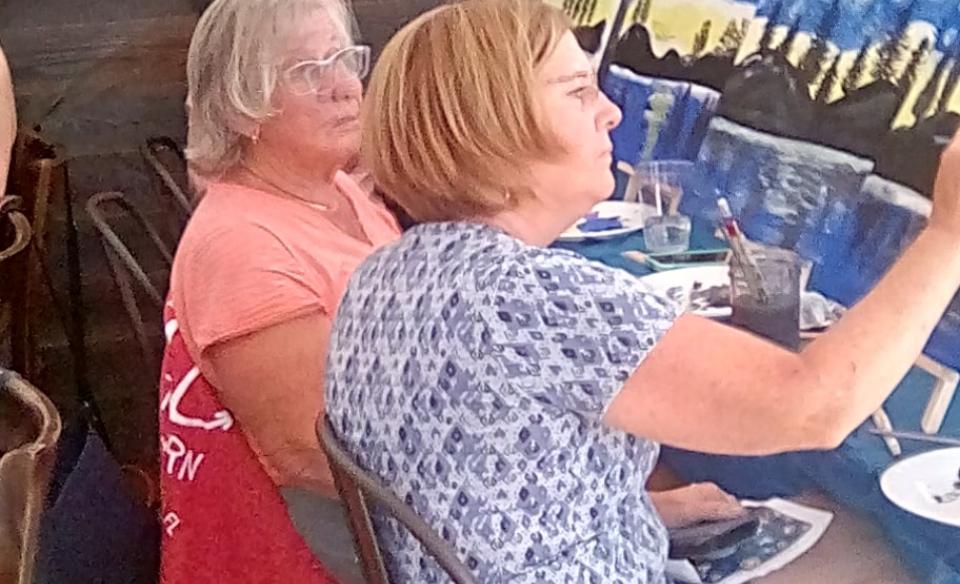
[557,200,654,242]
[638,265,732,319]
[880,447,960,527]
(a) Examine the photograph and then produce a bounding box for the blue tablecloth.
[558,223,960,584]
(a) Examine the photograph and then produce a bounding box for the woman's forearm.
[798,226,960,444]
[608,226,960,456]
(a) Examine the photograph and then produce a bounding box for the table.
[558,219,960,584]
[754,494,915,584]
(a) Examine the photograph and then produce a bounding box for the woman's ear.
[228,114,261,143]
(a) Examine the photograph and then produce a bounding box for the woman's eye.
[571,86,598,102]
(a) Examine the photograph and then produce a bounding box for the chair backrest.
[8,130,65,252]
[317,417,477,584]
[0,197,31,262]
[0,368,62,584]
[0,196,32,370]
[86,191,173,371]
[3,131,68,380]
[140,136,194,224]
[4,129,107,454]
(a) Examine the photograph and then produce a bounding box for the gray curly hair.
[185,0,357,178]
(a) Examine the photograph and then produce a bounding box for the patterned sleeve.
[476,248,680,419]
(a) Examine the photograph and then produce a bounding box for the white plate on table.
[638,265,732,319]
[556,200,654,242]
[880,447,960,527]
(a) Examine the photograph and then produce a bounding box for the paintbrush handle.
[717,199,769,302]
[868,428,960,447]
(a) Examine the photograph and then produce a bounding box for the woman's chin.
[591,175,616,204]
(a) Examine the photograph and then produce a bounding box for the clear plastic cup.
[625,160,694,215]
[643,213,691,254]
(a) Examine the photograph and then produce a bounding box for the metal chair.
[5,131,66,380]
[5,130,106,446]
[317,416,477,584]
[0,196,32,368]
[86,191,173,372]
[0,368,62,584]
[140,136,193,220]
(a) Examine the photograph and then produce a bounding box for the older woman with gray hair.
[158,0,399,581]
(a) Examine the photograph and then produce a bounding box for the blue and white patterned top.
[326,222,680,583]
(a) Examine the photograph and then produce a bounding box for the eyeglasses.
[283,45,371,97]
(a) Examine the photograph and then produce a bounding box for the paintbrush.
[868,428,960,448]
[716,198,768,303]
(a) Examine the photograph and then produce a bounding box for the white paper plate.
[880,447,960,527]
[638,265,732,319]
[557,200,654,242]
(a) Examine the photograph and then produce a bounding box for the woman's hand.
[650,482,745,529]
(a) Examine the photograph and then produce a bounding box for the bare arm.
[605,136,960,455]
[205,312,337,497]
[0,46,15,192]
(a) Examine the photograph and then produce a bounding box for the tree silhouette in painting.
[913,52,951,120]
[713,18,748,59]
[815,54,842,103]
[630,0,653,25]
[777,15,803,63]
[872,0,917,86]
[757,0,785,51]
[585,0,599,25]
[800,0,841,87]
[938,63,960,114]
[585,0,600,25]
[841,44,870,94]
[937,34,960,114]
[873,37,901,85]
[692,20,712,58]
[563,0,596,26]
[899,38,931,97]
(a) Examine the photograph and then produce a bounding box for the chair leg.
[63,180,110,449]
[331,470,390,584]
[105,247,158,374]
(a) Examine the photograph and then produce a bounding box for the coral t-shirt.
[158,181,400,583]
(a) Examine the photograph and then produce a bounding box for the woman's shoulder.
[351,221,637,294]
[182,181,315,247]
[174,184,307,280]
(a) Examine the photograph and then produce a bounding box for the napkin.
[578,212,623,232]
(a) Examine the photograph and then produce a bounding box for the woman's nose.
[329,76,363,102]
[599,92,622,131]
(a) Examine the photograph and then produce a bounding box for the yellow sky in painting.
[554,0,959,127]
[544,0,960,126]
[645,0,756,51]
[544,0,620,26]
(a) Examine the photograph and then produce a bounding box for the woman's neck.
[235,149,342,206]
[480,198,592,247]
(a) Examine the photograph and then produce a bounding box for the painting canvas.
[553,0,960,371]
